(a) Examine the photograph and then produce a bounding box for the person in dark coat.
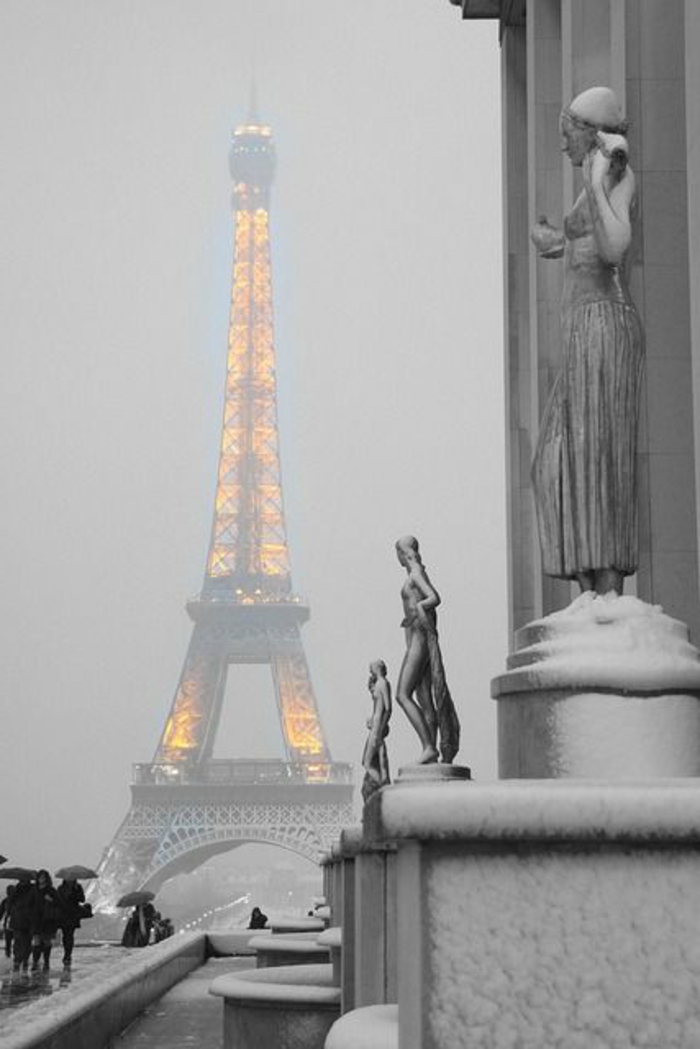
[247,906,268,930]
[0,885,15,958]
[159,917,174,939]
[121,902,156,947]
[31,870,62,970]
[56,878,86,968]
[151,911,175,942]
[7,879,36,972]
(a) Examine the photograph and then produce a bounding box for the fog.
[0,1,506,873]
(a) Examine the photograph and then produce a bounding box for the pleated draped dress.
[532,189,644,580]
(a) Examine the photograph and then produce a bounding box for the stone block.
[366,779,700,1049]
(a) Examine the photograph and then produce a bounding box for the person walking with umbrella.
[55,866,96,968]
[0,885,15,959]
[118,891,156,947]
[0,868,37,972]
[31,870,62,971]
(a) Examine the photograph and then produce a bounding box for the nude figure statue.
[361,659,392,802]
[395,536,460,764]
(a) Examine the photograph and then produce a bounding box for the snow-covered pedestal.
[249,933,330,968]
[210,963,340,1049]
[363,777,700,1049]
[492,595,700,777]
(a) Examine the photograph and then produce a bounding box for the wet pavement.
[0,944,123,1013]
[114,957,252,1048]
[0,944,148,1044]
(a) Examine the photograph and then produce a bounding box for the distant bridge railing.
[132,759,353,787]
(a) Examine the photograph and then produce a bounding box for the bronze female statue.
[395,536,460,764]
[531,87,644,596]
[361,659,392,802]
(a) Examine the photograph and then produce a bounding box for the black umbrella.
[0,867,36,881]
[0,856,6,866]
[116,890,155,908]
[55,865,99,881]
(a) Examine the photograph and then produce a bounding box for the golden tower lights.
[154,120,331,775]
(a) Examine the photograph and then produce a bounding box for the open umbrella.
[0,867,36,881]
[0,856,6,866]
[55,865,99,881]
[116,890,155,908]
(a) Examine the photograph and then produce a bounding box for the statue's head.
[369,659,387,679]
[560,87,627,166]
[395,535,421,567]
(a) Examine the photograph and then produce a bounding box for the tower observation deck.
[91,118,353,908]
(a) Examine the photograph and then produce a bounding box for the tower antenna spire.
[247,73,260,124]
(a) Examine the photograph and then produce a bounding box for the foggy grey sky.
[0,1,505,871]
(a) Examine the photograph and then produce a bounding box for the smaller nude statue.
[395,536,460,764]
[361,660,392,803]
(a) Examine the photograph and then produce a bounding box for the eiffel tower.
[92,114,353,909]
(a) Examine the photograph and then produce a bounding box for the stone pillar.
[338,828,359,1013]
[329,845,343,927]
[320,853,332,912]
[366,777,700,1049]
[353,844,397,1008]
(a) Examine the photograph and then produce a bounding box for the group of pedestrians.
[121,902,174,947]
[0,871,91,972]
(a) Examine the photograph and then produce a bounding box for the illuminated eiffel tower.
[92,114,353,908]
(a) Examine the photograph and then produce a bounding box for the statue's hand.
[595,131,629,182]
[584,147,611,190]
[531,216,564,258]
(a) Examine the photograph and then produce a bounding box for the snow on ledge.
[373,778,700,842]
[317,926,341,948]
[248,934,329,954]
[326,1005,398,1049]
[209,962,339,1004]
[493,594,700,695]
[268,917,325,933]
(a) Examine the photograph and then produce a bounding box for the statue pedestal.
[361,778,700,1049]
[395,763,471,783]
[492,594,700,778]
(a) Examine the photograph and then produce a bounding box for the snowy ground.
[0,943,144,1045]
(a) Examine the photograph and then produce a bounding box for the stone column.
[353,843,397,1008]
[338,828,359,1013]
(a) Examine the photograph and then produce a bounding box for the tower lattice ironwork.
[92,117,353,909]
